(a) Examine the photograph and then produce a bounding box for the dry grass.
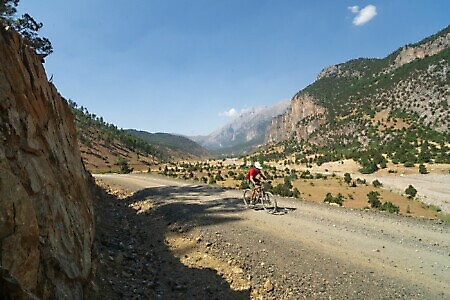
[294,177,437,219]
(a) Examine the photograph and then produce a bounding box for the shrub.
[356,178,367,185]
[419,164,428,174]
[405,185,417,198]
[114,157,133,174]
[367,191,381,208]
[344,173,352,185]
[372,179,383,188]
[324,193,344,206]
[359,161,379,174]
[380,201,400,213]
[404,161,415,167]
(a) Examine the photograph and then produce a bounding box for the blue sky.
[18,1,450,136]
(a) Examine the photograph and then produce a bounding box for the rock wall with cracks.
[0,26,94,299]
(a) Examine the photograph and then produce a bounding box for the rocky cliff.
[267,26,449,146]
[0,26,94,299]
[265,94,326,144]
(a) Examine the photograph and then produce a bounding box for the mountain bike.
[243,183,277,214]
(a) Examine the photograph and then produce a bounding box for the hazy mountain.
[192,100,290,156]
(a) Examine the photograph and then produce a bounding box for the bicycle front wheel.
[243,189,252,207]
[261,192,277,213]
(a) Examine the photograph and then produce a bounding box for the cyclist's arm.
[260,172,267,181]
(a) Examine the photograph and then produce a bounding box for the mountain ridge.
[126,129,211,159]
[259,25,449,171]
[192,100,290,156]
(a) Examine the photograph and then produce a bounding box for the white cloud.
[219,108,238,117]
[348,5,359,13]
[349,4,377,26]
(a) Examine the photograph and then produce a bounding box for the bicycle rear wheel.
[243,189,252,207]
[261,192,277,213]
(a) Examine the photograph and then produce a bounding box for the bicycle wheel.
[243,189,252,207]
[261,192,277,213]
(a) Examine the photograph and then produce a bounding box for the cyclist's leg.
[248,180,255,203]
[254,184,262,202]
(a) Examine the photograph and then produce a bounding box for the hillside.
[69,101,170,172]
[126,129,211,160]
[264,25,450,172]
[192,100,290,156]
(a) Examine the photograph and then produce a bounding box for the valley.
[1,6,449,298]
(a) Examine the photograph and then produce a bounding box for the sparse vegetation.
[324,193,344,206]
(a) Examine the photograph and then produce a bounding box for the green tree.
[0,0,19,23]
[1,0,53,56]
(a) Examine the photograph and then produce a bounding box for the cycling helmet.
[254,162,262,169]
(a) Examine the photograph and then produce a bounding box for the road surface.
[93,173,450,299]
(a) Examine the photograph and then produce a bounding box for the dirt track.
[92,173,450,299]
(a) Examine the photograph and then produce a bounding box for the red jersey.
[246,167,261,180]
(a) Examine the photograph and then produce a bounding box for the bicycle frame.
[243,185,277,213]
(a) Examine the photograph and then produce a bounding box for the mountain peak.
[192,100,290,156]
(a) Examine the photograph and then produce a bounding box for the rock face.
[0,27,94,299]
[265,94,326,144]
[193,100,290,155]
[391,30,450,70]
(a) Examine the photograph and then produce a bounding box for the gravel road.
[92,173,450,299]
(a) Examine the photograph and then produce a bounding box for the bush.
[114,157,133,174]
[359,160,379,174]
[367,191,381,208]
[324,193,344,206]
[404,161,415,167]
[405,185,417,198]
[380,201,400,213]
[419,164,428,174]
[372,179,383,188]
[344,173,352,185]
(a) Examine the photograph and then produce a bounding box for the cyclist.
[246,162,267,203]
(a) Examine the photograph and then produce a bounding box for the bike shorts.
[248,180,261,189]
